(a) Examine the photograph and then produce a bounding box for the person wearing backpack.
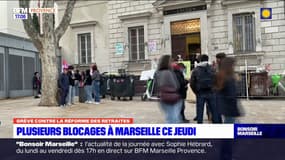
[190,54,220,124]
[156,55,183,124]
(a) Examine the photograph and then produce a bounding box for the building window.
[128,26,145,60]
[233,13,256,53]
[78,33,91,64]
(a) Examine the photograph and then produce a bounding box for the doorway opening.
[171,19,201,70]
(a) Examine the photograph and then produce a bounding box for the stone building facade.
[0,1,40,99]
[58,0,285,74]
[57,1,110,71]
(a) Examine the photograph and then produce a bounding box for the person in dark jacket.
[215,57,242,123]
[196,53,226,122]
[172,63,189,123]
[84,69,93,104]
[74,70,81,85]
[33,72,41,98]
[59,68,70,107]
[66,66,75,105]
[190,54,220,124]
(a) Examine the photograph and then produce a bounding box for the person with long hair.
[156,55,183,123]
[92,64,101,104]
[215,57,241,123]
[215,52,226,71]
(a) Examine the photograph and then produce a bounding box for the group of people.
[58,64,101,107]
[156,53,242,124]
[33,53,241,122]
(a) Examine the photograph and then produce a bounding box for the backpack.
[196,65,214,91]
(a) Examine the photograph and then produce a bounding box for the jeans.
[223,116,236,124]
[60,88,68,106]
[196,93,220,124]
[33,86,41,97]
[33,89,39,97]
[160,99,183,124]
[93,81,101,102]
[66,85,75,104]
[84,85,93,102]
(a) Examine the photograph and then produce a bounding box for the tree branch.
[55,0,76,43]
[42,0,55,38]
[19,0,43,50]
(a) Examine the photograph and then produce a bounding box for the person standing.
[194,53,226,122]
[84,69,93,104]
[92,64,101,104]
[213,52,226,123]
[172,63,189,123]
[190,54,220,124]
[66,66,76,105]
[74,69,81,98]
[156,55,183,124]
[215,57,242,123]
[192,54,212,122]
[59,68,70,107]
[33,72,41,98]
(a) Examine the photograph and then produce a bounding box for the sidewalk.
[0,97,284,138]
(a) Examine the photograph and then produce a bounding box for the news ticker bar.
[1,139,285,160]
[12,118,285,139]
[13,118,134,124]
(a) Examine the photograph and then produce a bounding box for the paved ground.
[0,97,285,138]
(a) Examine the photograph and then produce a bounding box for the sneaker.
[87,101,93,104]
[95,102,100,105]
[60,105,64,108]
[85,101,89,104]
[67,103,72,106]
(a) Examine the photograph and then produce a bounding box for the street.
[0,97,284,138]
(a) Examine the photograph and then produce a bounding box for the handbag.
[159,86,181,104]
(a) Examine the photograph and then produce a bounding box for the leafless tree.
[19,0,76,106]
